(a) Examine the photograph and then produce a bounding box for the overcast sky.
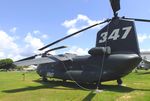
[0,0,150,60]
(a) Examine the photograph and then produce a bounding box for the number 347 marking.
[99,26,132,43]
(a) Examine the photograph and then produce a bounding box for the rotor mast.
[109,0,120,18]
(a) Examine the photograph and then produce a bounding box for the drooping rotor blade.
[122,17,150,22]
[15,55,38,62]
[39,19,110,50]
[14,55,70,66]
[110,0,120,15]
[44,46,67,54]
[15,46,67,63]
[14,57,56,66]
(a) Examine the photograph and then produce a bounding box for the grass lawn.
[0,70,150,101]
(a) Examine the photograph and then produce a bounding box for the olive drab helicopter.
[14,0,150,88]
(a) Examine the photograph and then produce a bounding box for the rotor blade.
[110,0,120,14]
[44,46,67,54]
[14,55,71,66]
[123,17,150,22]
[15,55,38,62]
[39,19,110,50]
[14,57,56,66]
[15,46,67,63]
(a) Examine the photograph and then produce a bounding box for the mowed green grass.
[0,70,150,101]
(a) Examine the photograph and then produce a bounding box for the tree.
[0,58,16,70]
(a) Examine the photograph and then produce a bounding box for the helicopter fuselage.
[36,52,141,83]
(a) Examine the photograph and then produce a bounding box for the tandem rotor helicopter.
[14,0,150,88]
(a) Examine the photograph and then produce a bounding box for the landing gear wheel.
[117,79,122,86]
[42,76,48,82]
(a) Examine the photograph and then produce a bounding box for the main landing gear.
[42,76,48,82]
[117,78,123,86]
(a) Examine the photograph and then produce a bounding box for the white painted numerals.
[122,26,132,39]
[99,32,108,43]
[99,26,132,43]
[108,29,120,40]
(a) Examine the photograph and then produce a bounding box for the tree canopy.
[0,58,16,70]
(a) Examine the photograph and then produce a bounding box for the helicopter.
[14,0,150,88]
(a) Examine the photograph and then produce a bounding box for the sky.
[0,0,150,61]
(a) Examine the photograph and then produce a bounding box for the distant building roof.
[140,51,150,61]
[140,51,150,55]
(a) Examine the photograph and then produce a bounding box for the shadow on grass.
[2,80,78,93]
[82,91,96,101]
[2,80,150,94]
